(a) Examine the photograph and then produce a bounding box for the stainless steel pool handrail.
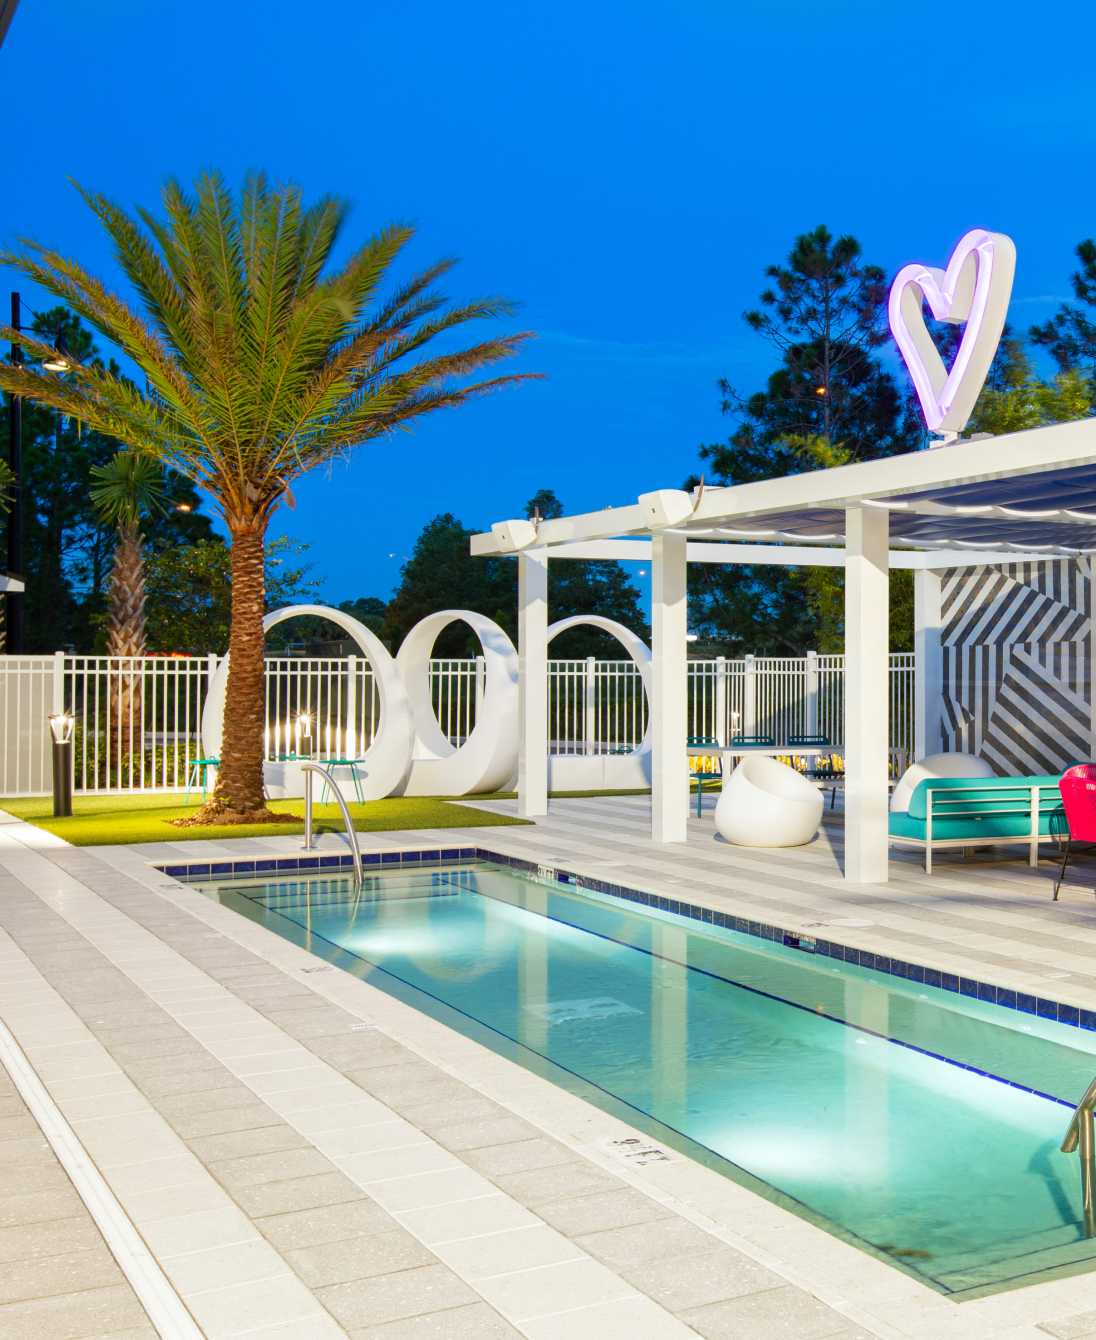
[300,762,363,889]
[1062,1077,1096,1236]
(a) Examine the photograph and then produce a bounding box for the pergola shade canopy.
[477,413,1096,884]
[472,418,1096,561]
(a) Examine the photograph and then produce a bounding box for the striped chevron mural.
[940,560,1093,774]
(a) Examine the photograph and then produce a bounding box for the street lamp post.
[4,292,71,653]
[5,292,23,652]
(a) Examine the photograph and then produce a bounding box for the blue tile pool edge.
[154,845,1096,1041]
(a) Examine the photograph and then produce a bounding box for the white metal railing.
[0,651,917,796]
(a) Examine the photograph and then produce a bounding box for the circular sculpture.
[890,751,994,815]
[715,755,823,848]
[394,610,518,796]
[546,616,652,790]
[200,604,414,802]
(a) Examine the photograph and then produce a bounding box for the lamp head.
[41,334,71,373]
[48,711,74,744]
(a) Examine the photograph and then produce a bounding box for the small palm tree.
[90,451,169,659]
[90,451,169,781]
[0,172,533,822]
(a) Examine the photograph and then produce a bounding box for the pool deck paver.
[0,1038,157,1338]
[6,800,1096,1336]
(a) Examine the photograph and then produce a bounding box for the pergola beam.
[844,507,891,883]
[650,533,689,844]
[472,418,1096,558]
[516,548,549,818]
[540,540,1062,569]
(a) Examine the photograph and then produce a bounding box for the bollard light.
[47,712,75,816]
[296,711,313,760]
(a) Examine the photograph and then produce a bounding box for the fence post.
[584,657,597,756]
[345,655,358,756]
[475,655,486,730]
[744,654,757,736]
[805,651,819,737]
[715,656,727,745]
[51,650,65,716]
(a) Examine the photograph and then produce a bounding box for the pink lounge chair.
[1054,765,1096,900]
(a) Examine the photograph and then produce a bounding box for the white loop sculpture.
[200,604,414,801]
[546,616,652,791]
[715,755,823,848]
[393,610,519,796]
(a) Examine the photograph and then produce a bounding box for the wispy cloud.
[1009,294,1069,307]
[538,329,753,367]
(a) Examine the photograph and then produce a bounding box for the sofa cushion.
[889,810,1066,841]
[906,774,1065,819]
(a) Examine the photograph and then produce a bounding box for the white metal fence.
[0,651,916,796]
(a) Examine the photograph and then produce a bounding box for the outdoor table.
[319,758,366,804]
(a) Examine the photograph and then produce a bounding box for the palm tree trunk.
[189,522,286,823]
[107,521,147,785]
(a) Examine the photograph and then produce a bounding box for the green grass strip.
[0,793,531,847]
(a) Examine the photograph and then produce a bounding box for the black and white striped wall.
[919,559,1094,774]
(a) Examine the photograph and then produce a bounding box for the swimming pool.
[187,857,1096,1296]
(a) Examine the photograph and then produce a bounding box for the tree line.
[4,226,1095,662]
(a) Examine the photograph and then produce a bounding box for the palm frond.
[90,450,172,528]
[0,172,535,527]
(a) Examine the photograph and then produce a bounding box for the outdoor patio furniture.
[318,758,365,805]
[687,735,722,817]
[889,774,1069,875]
[715,754,824,848]
[1054,764,1096,900]
[891,752,993,814]
[184,756,218,801]
[787,734,843,810]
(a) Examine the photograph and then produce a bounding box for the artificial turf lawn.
[0,793,531,847]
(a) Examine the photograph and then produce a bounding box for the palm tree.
[0,173,533,823]
[90,451,169,782]
[90,451,168,658]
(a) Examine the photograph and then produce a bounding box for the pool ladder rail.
[300,762,364,889]
[1062,1076,1096,1237]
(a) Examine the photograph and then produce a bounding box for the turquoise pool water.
[190,860,1096,1296]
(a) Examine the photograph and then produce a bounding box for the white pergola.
[472,417,1096,884]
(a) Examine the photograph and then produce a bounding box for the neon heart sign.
[888,228,1016,438]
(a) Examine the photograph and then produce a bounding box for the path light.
[47,712,74,817]
[296,711,313,760]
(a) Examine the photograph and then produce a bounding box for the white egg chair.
[715,754,824,848]
[890,751,994,815]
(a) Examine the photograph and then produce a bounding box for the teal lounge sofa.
[888,774,1068,874]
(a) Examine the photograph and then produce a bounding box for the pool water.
[190,860,1096,1296]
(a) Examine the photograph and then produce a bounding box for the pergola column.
[517,547,548,818]
[914,569,943,760]
[651,532,689,843]
[844,507,890,883]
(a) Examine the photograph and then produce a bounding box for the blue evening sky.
[4,1,1093,602]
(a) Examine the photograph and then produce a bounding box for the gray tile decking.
[4,798,1096,1338]
[0,1064,157,1337]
